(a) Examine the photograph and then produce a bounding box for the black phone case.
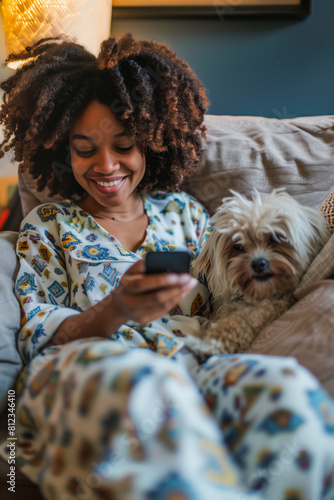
[144,251,191,274]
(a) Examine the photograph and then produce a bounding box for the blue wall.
[111,0,334,118]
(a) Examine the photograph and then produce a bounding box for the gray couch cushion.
[0,231,21,414]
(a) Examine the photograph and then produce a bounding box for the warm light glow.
[2,0,112,69]
[6,60,37,70]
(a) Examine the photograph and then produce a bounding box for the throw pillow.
[319,186,334,232]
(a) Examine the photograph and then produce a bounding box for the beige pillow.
[180,114,334,215]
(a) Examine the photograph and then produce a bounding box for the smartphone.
[144,250,191,274]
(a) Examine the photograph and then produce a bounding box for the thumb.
[125,258,145,275]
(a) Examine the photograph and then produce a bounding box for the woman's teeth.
[95,177,125,187]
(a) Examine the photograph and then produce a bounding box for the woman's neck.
[77,192,145,223]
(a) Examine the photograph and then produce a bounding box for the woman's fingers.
[115,259,198,324]
[133,273,196,294]
[121,271,196,295]
[115,279,197,324]
[122,282,196,323]
[123,280,196,309]
[121,258,196,294]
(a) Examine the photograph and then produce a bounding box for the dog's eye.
[269,233,281,243]
[233,243,244,252]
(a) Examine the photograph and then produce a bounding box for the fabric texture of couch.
[1,113,334,500]
[0,232,22,414]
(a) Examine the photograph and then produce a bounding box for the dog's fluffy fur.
[185,189,331,359]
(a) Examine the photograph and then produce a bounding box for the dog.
[185,189,331,359]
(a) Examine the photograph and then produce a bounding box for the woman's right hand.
[110,258,198,325]
[50,259,198,347]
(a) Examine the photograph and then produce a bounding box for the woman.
[0,34,333,500]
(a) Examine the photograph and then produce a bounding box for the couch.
[1,113,334,500]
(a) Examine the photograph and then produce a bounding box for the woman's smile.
[91,175,128,193]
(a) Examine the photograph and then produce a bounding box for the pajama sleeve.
[15,228,80,364]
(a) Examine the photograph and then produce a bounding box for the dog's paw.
[184,334,227,361]
[201,321,217,332]
[183,335,210,362]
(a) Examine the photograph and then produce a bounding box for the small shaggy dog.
[185,189,331,358]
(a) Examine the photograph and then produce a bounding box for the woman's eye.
[233,243,244,252]
[75,149,95,158]
[116,144,135,153]
[73,144,135,157]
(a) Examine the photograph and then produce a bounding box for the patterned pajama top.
[15,190,212,367]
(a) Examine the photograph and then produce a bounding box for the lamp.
[2,0,112,69]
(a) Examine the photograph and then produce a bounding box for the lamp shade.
[2,0,112,68]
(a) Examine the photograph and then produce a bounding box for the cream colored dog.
[185,189,331,358]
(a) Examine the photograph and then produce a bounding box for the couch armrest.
[0,231,22,414]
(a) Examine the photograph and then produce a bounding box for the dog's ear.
[192,204,233,294]
[191,237,213,279]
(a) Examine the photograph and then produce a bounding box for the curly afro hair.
[0,33,209,199]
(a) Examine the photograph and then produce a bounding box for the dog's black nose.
[251,258,269,274]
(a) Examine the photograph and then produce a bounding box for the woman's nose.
[93,149,120,173]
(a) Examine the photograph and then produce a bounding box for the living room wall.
[110,0,333,118]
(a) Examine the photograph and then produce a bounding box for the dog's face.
[221,224,302,301]
[193,190,330,301]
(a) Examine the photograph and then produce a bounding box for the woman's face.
[69,100,146,210]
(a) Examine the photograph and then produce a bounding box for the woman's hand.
[49,258,198,346]
[111,259,198,325]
